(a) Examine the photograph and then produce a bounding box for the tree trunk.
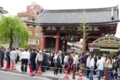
[9,31,13,50]
[83,25,86,52]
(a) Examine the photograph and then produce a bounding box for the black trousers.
[21,59,28,72]
[54,63,62,75]
[86,67,90,77]
[0,58,4,67]
[58,64,62,73]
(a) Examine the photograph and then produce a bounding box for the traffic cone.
[37,65,42,75]
[64,70,69,79]
[29,65,34,76]
[78,70,82,80]
[5,61,9,70]
[10,61,14,71]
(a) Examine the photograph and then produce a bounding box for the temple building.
[27,6,119,52]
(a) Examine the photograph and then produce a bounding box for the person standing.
[86,54,91,78]
[10,48,17,70]
[72,53,78,79]
[20,49,30,72]
[96,56,104,80]
[64,53,69,71]
[42,50,47,72]
[89,54,94,80]
[0,47,4,68]
[54,52,61,76]
[58,51,64,74]
[106,55,113,80]
[15,48,19,64]
[35,50,43,73]
[81,52,87,75]
[30,49,37,72]
[5,48,10,68]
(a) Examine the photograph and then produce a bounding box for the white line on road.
[0,70,51,80]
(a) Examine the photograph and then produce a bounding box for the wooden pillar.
[65,40,67,52]
[41,33,46,50]
[55,33,60,52]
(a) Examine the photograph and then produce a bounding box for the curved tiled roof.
[34,6,119,25]
[0,7,8,14]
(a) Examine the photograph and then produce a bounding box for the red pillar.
[55,33,59,52]
[41,33,46,50]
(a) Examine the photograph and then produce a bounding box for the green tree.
[79,10,89,52]
[0,16,29,49]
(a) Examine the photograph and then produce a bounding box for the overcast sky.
[0,0,120,37]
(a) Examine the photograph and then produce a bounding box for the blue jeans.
[98,70,103,80]
[46,62,49,70]
[89,66,93,80]
[95,69,99,75]
[113,67,118,79]
[108,68,113,80]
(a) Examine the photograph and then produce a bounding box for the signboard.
[65,27,77,32]
[66,34,76,42]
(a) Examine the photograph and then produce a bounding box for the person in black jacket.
[0,47,4,67]
[58,51,64,74]
[42,50,47,72]
[5,48,10,68]
[30,49,37,71]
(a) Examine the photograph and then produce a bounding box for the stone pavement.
[2,61,102,80]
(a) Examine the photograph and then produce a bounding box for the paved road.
[0,70,54,80]
[2,61,101,80]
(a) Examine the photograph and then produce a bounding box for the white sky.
[0,0,120,37]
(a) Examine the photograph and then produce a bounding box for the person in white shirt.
[35,50,43,73]
[73,53,78,65]
[89,54,94,80]
[64,53,69,70]
[96,56,104,80]
[10,48,17,70]
[86,54,91,78]
[20,49,30,72]
[106,55,113,80]
[101,54,106,69]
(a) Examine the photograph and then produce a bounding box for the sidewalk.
[2,61,100,80]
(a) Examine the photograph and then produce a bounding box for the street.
[0,70,53,80]
[1,61,100,80]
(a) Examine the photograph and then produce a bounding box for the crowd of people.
[0,47,120,80]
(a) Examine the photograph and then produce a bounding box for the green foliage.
[0,16,29,48]
[93,49,100,54]
[109,51,117,56]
